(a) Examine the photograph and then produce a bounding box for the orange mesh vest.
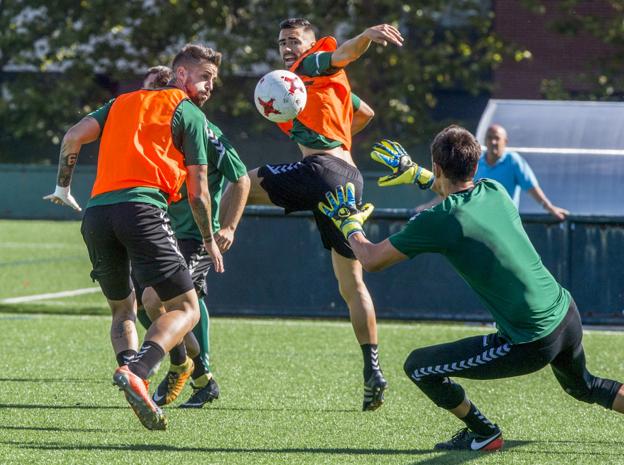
[91,88,189,203]
[277,37,353,150]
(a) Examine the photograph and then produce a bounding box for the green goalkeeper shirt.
[389,179,570,344]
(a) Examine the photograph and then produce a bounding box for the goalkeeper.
[319,125,624,452]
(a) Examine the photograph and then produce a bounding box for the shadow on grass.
[0,425,126,434]
[0,403,127,410]
[7,441,439,456]
[0,377,104,383]
[211,405,356,413]
[10,439,624,463]
[0,402,355,414]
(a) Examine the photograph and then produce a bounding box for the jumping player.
[44,44,224,430]
[319,127,624,451]
[221,18,425,412]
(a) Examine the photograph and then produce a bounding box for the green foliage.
[520,0,624,100]
[1,0,523,162]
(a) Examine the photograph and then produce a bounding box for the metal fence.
[207,207,624,325]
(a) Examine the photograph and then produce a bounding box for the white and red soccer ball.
[254,70,307,123]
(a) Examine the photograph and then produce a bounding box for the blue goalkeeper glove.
[371,139,434,189]
[318,182,374,240]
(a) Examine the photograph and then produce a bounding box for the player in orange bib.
[44,44,224,430]
[222,18,429,411]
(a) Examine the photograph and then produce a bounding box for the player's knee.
[111,306,136,323]
[403,350,465,409]
[337,278,367,303]
[187,302,200,328]
[142,290,162,318]
[403,354,416,379]
[403,349,426,381]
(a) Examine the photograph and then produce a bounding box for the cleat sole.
[113,372,167,431]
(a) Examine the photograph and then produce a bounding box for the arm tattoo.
[57,152,78,187]
[189,197,214,241]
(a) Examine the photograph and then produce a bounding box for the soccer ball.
[254,70,307,123]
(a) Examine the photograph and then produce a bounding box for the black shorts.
[178,238,212,298]
[258,154,363,259]
[81,202,193,301]
[131,238,212,305]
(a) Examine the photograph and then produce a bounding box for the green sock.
[136,307,152,331]
[191,298,211,374]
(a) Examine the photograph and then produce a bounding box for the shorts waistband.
[303,153,357,169]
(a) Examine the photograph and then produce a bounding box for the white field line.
[0,287,100,304]
[0,242,84,249]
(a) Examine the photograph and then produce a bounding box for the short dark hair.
[430,125,482,183]
[279,18,316,36]
[172,44,222,71]
[143,66,172,88]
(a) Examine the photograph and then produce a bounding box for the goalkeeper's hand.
[318,182,374,240]
[371,139,434,189]
[43,185,82,212]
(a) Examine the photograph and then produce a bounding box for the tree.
[0,0,525,164]
[520,0,623,100]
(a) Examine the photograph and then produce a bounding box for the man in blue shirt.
[475,124,568,220]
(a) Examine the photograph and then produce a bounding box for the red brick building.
[493,0,613,98]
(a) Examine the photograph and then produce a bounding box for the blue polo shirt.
[475,151,538,207]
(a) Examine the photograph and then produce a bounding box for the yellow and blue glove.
[371,139,434,189]
[318,182,374,240]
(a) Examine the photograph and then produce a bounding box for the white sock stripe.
[410,342,511,381]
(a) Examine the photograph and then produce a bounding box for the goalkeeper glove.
[370,139,434,189]
[318,182,374,240]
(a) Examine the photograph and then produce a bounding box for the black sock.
[361,344,381,380]
[116,349,137,367]
[128,341,165,379]
[169,343,187,366]
[192,355,208,379]
[461,402,499,437]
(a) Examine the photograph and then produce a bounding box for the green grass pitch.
[1,220,624,464]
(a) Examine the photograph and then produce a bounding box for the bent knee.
[403,350,425,381]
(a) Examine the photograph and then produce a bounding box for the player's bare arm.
[186,164,224,273]
[44,115,101,211]
[215,174,251,252]
[352,98,374,136]
[331,24,404,68]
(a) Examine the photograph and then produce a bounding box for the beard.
[184,78,209,107]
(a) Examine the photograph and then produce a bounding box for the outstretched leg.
[545,303,624,411]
